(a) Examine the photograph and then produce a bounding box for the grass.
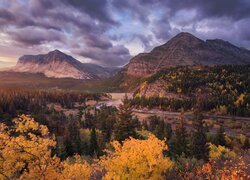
[0,70,143,93]
[0,72,118,92]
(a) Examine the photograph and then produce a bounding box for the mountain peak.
[48,49,67,57]
[126,32,250,77]
[175,32,196,38]
[49,49,63,54]
[170,32,203,43]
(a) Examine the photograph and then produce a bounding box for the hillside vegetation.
[133,65,250,116]
[0,88,249,179]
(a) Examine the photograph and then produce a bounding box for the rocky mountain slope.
[12,50,117,79]
[136,65,250,98]
[125,32,250,77]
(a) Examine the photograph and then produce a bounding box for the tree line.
[132,65,250,116]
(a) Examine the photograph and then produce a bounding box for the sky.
[0,0,250,68]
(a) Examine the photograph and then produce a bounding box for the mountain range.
[12,50,117,79]
[7,32,250,80]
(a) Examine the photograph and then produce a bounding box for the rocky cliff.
[125,32,250,77]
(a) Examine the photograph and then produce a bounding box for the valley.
[0,32,250,179]
[98,93,250,137]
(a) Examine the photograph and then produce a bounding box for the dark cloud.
[78,45,131,67]
[85,35,113,49]
[11,27,65,46]
[166,0,250,20]
[0,9,15,21]
[112,0,155,23]
[0,0,250,67]
[28,0,59,16]
[237,19,250,41]
[62,0,117,24]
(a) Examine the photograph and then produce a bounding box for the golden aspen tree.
[0,115,92,180]
[100,134,173,179]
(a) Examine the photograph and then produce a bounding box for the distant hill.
[125,32,250,77]
[11,49,118,79]
[130,65,250,116]
[136,65,250,97]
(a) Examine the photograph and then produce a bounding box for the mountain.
[125,32,250,77]
[12,50,117,79]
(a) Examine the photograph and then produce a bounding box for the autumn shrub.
[193,156,250,179]
[0,115,91,180]
[99,134,173,179]
[0,115,61,179]
[1,115,249,179]
[61,155,92,179]
[178,146,250,179]
[174,155,204,173]
[209,143,236,160]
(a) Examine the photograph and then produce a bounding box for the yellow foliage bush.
[209,143,236,160]
[1,115,248,179]
[0,115,60,179]
[99,134,173,180]
[0,115,91,180]
[61,155,92,180]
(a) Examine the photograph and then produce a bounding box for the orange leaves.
[0,115,59,179]
[1,115,249,179]
[1,117,173,180]
[0,115,93,180]
[186,156,249,180]
[61,155,92,180]
[99,134,173,179]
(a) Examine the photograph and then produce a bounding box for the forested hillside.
[0,90,249,179]
[133,65,250,116]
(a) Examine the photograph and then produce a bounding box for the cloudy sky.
[0,0,250,68]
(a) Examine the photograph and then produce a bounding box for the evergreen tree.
[164,122,172,140]
[148,116,172,140]
[89,128,100,156]
[114,94,138,142]
[65,118,82,155]
[56,140,67,160]
[142,120,148,130]
[96,106,117,142]
[173,117,189,156]
[64,139,74,157]
[190,111,209,161]
[242,138,250,149]
[215,124,226,146]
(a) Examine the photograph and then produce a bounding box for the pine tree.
[215,124,226,146]
[173,117,189,156]
[89,128,100,156]
[190,111,209,161]
[164,122,172,140]
[148,116,172,140]
[65,118,82,155]
[0,106,3,115]
[142,120,148,130]
[96,106,117,142]
[57,140,67,160]
[114,94,138,142]
[242,138,250,149]
[64,139,74,157]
